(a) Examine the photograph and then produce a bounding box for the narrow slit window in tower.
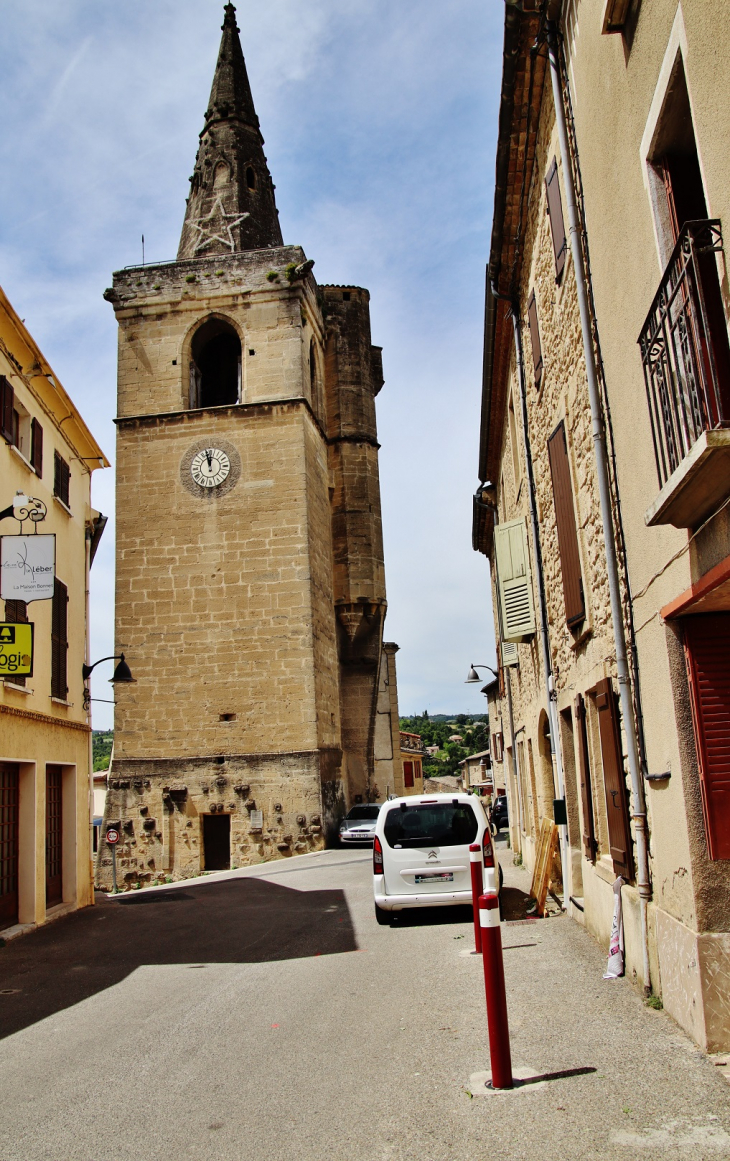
[246,166,256,190]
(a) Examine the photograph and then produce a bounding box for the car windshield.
[383,803,478,848]
[345,805,380,821]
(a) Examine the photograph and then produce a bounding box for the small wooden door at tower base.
[46,766,63,907]
[0,764,19,928]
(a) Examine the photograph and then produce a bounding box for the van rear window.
[383,803,478,848]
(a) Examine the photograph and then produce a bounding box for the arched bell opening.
[189,317,241,409]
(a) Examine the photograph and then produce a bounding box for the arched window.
[189,318,241,409]
[246,166,256,190]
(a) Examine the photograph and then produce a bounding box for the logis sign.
[0,535,56,602]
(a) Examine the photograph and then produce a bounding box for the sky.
[0,0,504,729]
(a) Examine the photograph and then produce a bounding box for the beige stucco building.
[97,4,400,887]
[0,284,108,933]
[474,0,730,1051]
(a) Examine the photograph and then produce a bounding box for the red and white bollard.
[479,891,513,1089]
[469,843,483,954]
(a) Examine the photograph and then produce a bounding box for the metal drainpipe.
[508,302,571,909]
[546,21,652,992]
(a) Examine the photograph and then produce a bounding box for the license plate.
[415,872,453,884]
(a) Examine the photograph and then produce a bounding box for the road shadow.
[387,884,532,928]
[0,875,357,1041]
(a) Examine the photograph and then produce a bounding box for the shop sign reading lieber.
[0,623,34,677]
[0,535,55,602]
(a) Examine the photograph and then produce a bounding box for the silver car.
[339,803,381,844]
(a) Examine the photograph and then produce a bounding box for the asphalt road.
[1,847,729,1161]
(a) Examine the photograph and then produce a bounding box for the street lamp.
[465,663,498,684]
[82,653,136,710]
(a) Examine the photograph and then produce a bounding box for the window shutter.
[547,422,585,627]
[54,452,70,507]
[527,291,543,387]
[501,640,519,668]
[403,761,414,788]
[683,614,730,860]
[494,519,536,642]
[594,677,634,879]
[574,694,596,861]
[51,579,68,699]
[30,419,43,477]
[545,157,567,281]
[0,377,14,444]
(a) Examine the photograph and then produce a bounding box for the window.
[403,761,414,788]
[493,519,536,641]
[3,600,27,687]
[189,318,241,409]
[547,421,585,627]
[0,376,13,444]
[30,419,43,477]
[545,157,567,281]
[414,760,422,780]
[246,166,256,190]
[53,451,71,508]
[527,291,543,388]
[492,732,504,763]
[51,579,68,700]
[383,802,478,848]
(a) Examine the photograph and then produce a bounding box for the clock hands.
[205,449,213,471]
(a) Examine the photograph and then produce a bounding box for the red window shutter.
[545,158,567,281]
[594,677,634,880]
[527,290,543,387]
[547,422,585,626]
[51,579,68,699]
[684,614,730,860]
[30,418,43,477]
[0,377,14,444]
[404,761,414,788]
[414,761,422,779]
[574,694,596,861]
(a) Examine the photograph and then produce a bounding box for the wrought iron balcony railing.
[639,219,730,489]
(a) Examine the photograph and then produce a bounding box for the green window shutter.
[501,640,519,667]
[494,519,536,642]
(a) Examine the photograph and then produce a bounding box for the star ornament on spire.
[188,195,251,254]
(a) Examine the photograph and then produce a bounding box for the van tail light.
[483,828,495,869]
[373,835,384,875]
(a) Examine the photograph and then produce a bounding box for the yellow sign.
[0,623,34,677]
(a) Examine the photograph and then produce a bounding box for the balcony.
[639,220,730,528]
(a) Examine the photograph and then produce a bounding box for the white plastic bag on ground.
[603,875,624,979]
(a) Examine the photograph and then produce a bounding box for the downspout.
[546,22,652,993]
[506,296,571,907]
[84,524,94,906]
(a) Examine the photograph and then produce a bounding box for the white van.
[372,792,501,924]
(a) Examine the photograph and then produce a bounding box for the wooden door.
[0,764,19,927]
[46,766,63,907]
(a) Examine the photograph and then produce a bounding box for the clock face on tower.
[190,447,231,488]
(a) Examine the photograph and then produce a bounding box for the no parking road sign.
[106,828,120,845]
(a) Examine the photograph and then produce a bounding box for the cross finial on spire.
[177,3,283,259]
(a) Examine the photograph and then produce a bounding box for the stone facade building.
[475,0,730,1050]
[98,4,401,886]
[1,283,108,932]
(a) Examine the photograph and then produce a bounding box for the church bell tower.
[98,4,400,886]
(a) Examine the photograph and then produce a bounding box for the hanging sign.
[1,535,56,602]
[0,622,34,677]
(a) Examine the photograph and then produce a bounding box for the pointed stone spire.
[178,3,283,260]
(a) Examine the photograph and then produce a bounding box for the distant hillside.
[93,730,114,772]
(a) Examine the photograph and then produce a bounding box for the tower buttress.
[178,2,283,259]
